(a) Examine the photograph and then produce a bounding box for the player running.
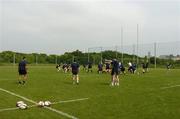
[71,60,80,85]
[18,57,28,85]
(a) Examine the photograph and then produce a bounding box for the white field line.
[0,88,37,104]
[0,105,37,112]
[0,88,87,119]
[45,106,78,119]
[160,85,180,89]
[52,98,89,105]
[0,107,19,112]
[0,98,89,112]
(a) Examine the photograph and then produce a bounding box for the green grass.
[0,66,180,119]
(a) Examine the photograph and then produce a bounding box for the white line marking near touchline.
[0,88,88,119]
[160,84,180,89]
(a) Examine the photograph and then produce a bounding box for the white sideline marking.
[0,88,79,119]
[161,85,180,89]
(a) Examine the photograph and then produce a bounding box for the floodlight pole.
[115,45,118,59]
[100,47,103,63]
[121,27,123,63]
[133,44,135,62]
[154,42,157,69]
[136,24,139,67]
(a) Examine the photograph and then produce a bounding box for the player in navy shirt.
[87,62,93,73]
[105,63,111,73]
[71,61,80,84]
[98,63,103,74]
[111,59,120,86]
[18,57,28,84]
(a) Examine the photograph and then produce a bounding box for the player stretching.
[71,60,80,85]
[111,59,120,86]
[18,57,28,85]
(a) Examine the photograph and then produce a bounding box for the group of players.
[18,57,149,86]
[55,60,149,86]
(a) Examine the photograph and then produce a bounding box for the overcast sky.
[0,0,179,55]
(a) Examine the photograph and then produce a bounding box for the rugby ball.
[18,103,27,109]
[38,101,45,107]
[16,101,24,107]
[16,101,27,109]
[44,101,51,107]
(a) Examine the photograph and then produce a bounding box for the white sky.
[0,0,179,54]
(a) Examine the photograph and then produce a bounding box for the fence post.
[13,53,16,65]
[100,47,103,63]
[55,55,57,64]
[88,48,90,63]
[36,55,38,65]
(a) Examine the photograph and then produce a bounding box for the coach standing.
[18,57,28,85]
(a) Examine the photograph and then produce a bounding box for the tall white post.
[121,27,123,63]
[136,24,139,67]
[154,42,157,68]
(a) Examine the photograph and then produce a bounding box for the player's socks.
[76,78,79,84]
[111,82,114,86]
[18,81,22,84]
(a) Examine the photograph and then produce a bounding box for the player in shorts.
[105,63,111,73]
[98,63,103,74]
[71,60,80,84]
[87,62,93,73]
[56,64,61,72]
[142,63,146,73]
[111,59,120,86]
[18,57,28,85]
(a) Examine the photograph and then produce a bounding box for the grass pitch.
[0,65,180,119]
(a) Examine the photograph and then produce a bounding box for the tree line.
[0,50,179,68]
